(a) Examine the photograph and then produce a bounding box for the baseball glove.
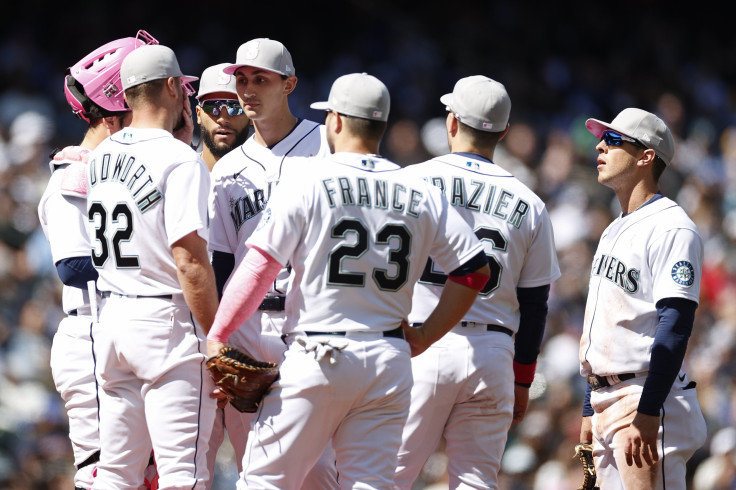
[206,347,279,413]
[574,443,600,490]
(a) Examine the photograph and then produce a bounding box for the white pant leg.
[592,376,706,490]
[394,341,459,489]
[444,337,513,489]
[93,296,217,490]
[51,315,100,489]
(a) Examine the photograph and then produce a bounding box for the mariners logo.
[255,207,272,231]
[671,260,695,287]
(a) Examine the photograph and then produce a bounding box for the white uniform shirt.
[403,153,561,330]
[579,196,703,376]
[208,119,327,296]
[38,147,96,314]
[247,152,484,334]
[86,128,210,296]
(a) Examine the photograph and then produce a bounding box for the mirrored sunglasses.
[199,99,244,116]
[601,130,646,149]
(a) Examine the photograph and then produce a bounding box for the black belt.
[259,296,286,311]
[587,373,636,391]
[101,291,172,300]
[76,450,100,470]
[68,309,78,316]
[304,326,405,339]
[411,322,513,337]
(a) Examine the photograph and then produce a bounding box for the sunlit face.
[234,66,295,121]
[196,92,251,158]
[594,137,646,190]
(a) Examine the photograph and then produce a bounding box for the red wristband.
[513,360,537,386]
[448,272,490,291]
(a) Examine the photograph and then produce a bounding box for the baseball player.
[206,72,491,490]
[87,44,218,489]
[394,76,561,489]
[38,30,159,490]
[194,63,250,172]
[209,38,337,488]
[579,108,706,489]
[193,62,251,489]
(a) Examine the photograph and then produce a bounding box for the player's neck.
[201,149,218,172]
[618,182,659,215]
[252,113,298,148]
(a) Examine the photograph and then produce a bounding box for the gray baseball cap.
[586,108,675,165]
[440,75,511,133]
[196,63,237,100]
[121,44,197,91]
[223,38,295,77]
[310,73,390,122]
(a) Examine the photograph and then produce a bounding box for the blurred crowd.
[1,2,736,489]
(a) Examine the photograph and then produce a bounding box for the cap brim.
[222,64,244,75]
[310,101,331,111]
[182,75,198,83]
[222,63,289,76]
[585,117,636,140]
[439,93,452,107]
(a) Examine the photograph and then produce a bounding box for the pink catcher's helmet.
[64,30,158,122]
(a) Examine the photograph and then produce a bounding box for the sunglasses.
[199,99,244,116]
[601,130,647,149]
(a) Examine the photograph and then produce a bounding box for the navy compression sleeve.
[637,297,697,416]
[514,285,550,364]
[56,256,98,289]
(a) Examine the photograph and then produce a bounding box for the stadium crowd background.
[1,1,735,488]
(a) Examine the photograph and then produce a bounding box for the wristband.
[513,360,537,386]
[448,272,490,291]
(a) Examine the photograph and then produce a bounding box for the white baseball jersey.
[402,153,561,329]
[246,152,484,334]
[208,119,327,266]
[39,146,97,314]
[87,128,210,296]
[579,196,703,377]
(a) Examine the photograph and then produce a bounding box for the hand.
[173,92,194,145]
[206,339,227,407]
[401,319,431,357]
[207,339,224,359]
[622,412,660,467]
[512,383,530,422]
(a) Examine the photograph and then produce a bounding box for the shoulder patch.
[671,260,695,287]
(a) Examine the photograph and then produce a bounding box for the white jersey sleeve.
[165,160,210,245]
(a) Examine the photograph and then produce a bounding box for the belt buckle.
[461,321,479,328]
[587,374,603,391]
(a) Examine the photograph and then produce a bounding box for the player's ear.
[498,124,510,141]
[446,112,458,136]
[195,105,203,125]
[637,148,657,167]
[283,76,297,96]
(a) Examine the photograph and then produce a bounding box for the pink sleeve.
[207,246,283,342]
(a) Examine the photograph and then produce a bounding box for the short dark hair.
[341,113,387,142]
[457,119,504,149]
[123,78,168,108]
[652,156,667,182]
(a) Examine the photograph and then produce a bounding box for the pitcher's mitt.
[573,443,600,490]
[206,347,279,413]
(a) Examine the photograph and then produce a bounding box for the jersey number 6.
[420,226,506,295]
[88,202,140,268]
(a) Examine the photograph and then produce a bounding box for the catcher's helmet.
[64,30,158,122]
